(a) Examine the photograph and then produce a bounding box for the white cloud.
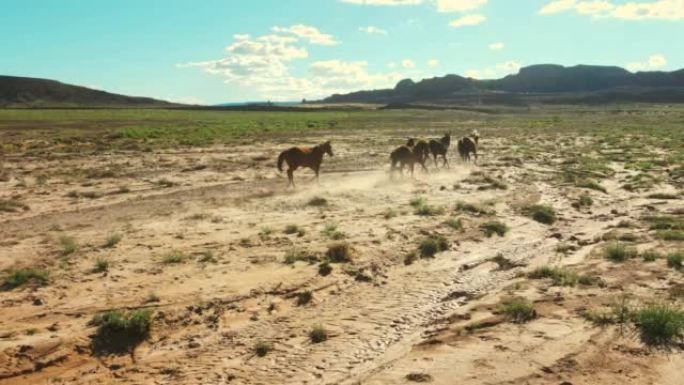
[539,0,684,20]
[449,14,486,27]
[427,59,440,67]
[489,42,505,50]
[359,25,389,35]
[465,60,521,79]
[341,0,423,5]
[402,59,417,68]
[626,53,667,71]
[182,31,404,100]
[272,24,338,45]
[435,0,487,12]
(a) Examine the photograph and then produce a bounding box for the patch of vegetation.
[499,298,536,323]
[604,242,637,262]
[93,258,109,273]
[411,197,444,216]
[571,194,593,210]
[90,309,152,354]
[198,251,218,263]
[162,251,185,264]
[322,222,345,240]
[0,198,29,212]
[296,291,313,306]
[640,250,662,262]
[2,268,49,290]
[155,178,177,188]
[633,303,684,346]
[307,196,328,207]
[444,217,463,231]
[284,224,305,236]
[383,208,397,219]
[657,230,684,242]
[326,242,351,263]
[528,266,593,287]
[283,248,318,265]
[318,262,332,276]
[59,236,78,256]
[418,235,449,258]
[103,233,122,248]
[405,373,434,382]
[523,204,556,225]
[644,216,684,231]
[480,221,509,237]
[455,201,494,216]
[258,226,273,240]
[575,179,607,193]
[309,325,328,343]
[666,251,683,269]
[254,341,273,357]
[404,251,418,265]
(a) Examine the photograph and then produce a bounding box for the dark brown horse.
[390,140,429,177]
[457,132,479,163]
[428,133,451,168]
[277,141,333,187]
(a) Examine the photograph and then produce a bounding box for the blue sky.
[1,0,682,104]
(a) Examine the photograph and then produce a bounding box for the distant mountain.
[321,64,684,104]
[0,75,177,108]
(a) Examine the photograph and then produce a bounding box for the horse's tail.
[277,151,286,172]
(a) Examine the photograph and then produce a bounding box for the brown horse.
[457,132,479,163]
[390,140,429,177]
[428,133,451,168]
[277,141,333,187]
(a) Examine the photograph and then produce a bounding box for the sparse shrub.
[604,242,636,262]
[198,251,218,263]
[309,325,328,343]
[318,262,332,276]
[444,217,463,231]
[308,196,328,207]
[528,266,583,287]
[644,216,684,231]
[414,202,444,216]
[409,197,427,208]
[283,247,318,265]
[576,179,607,193]
[296,291,313,306]
[383,209,397,219]
[670,284,684,299]
[322,222,345,240]
[2,268,49,290]
[500,298,536,323]
[657,230,684,242]
[59,236,78,256]
[666,251,683,269]
[633,303,684,346]
[640,250,662,262]
[254,341,273,357]
[0,199,29,212]
[647,193,679,200]
[90,309,152,354]
[418,235,449,258]
[326,242,351,263]
[405,373,434,382]
[258,226,273,240]
[93,258,109,273]
[523,204,556,225]
[162,251,185,264]
[284,224,300,235]
[144,293,160,303]
[455,201,494,216]
[404,251,418,265]
[571,194,593,210]
[480,221,509,237]
[156,178,176,188]
[103,233,122,248]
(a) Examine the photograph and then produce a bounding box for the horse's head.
[406,138,416,147]
[442,133,451,146]
[471,130,480,145]
[322,140,333,157]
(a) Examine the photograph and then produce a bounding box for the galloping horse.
[390,140,430,177]
[428,133,451,169]
[277,141,333,187]
[457,131,480,163]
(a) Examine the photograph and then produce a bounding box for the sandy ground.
[0,128,682,385]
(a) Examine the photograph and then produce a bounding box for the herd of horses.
[276,132,480,186]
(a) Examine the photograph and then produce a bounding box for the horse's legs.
[432,153,439,168]
[314,165,320,182]
[420,160,428,172]
[287,169,295,187]
[443,154,449,168]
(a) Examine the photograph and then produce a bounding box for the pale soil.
[0,128,682,385]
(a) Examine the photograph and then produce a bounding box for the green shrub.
[666,251,683,269]
[93,258,109,273]
[162,251,185,264]
[500,298,536,323]
[318,262,332,276]
[326,242,351,263]
[59,236,78,256]
[657,230,684,242]
[576,179,607,193]
[444,217,463,231]
[309,325,328,343]
[528,266,587,287]
[2,268,49,290]
[308,196,328,207]
[296,291,313,306]
[0,199,29,212]
[254,341,273,357]
[480,221,509,237]
[571,194,593,209]
[455,201,494,216]
[523,205,556,225]
[283,248,318,265]
[418,235,449,258]
[90,309,152,354]
[633,303,684,345]
[103,233,122,248]
[604,242,637,262]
